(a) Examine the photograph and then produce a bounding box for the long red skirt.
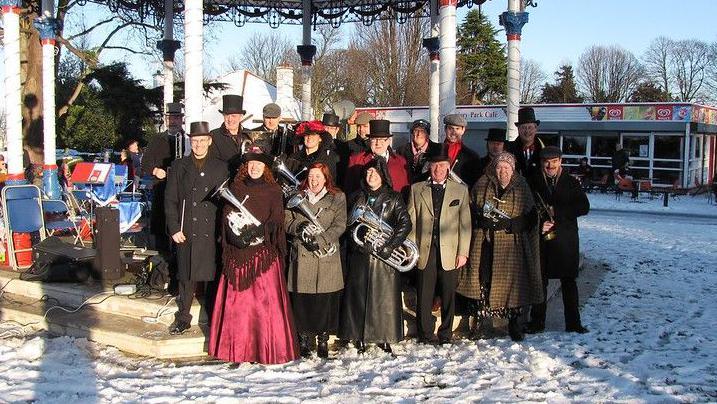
[208,257,299,364]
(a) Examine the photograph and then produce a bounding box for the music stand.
[70,162,114,238]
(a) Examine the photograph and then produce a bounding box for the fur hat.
[494,151,516,171]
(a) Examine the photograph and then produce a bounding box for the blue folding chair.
[2,185,46,269]
[42,199,85,246]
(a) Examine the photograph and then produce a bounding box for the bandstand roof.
[83,0,482,27]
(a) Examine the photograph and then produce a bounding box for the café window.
[622,134,650,158]
[540,133,560,147]
[562,135,587,156]
[654,135,682,160]
[590,134,619,158]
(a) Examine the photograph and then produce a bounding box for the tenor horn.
[213,179,263,245]
[275,159,307,197]
[348,204,419,272]
[286,192,337,258]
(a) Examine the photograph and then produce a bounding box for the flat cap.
[443,113,467,127]
[262,103,282,118]
[540,146,563,159]
[355,112,373,125]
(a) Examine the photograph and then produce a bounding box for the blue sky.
[1,0,716,111]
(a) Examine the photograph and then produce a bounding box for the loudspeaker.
[93,207,122,280]
[23,236,95,283]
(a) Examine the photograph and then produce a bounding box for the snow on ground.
[1,205,716,402]
[588,190,717,217]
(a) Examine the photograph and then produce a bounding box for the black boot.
[354,340,366,354]
[377,343,392,354]
[168,319,191,335]
[523,321,545,334]
[317,333,329,358]
[508,316,524,342]
[566,324,589,334]
[299,334,312,358]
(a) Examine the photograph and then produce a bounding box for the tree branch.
[102,46,152,55]
[67,18,115,41]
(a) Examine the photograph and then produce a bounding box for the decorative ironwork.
[80,0,473,28]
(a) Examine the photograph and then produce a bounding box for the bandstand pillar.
[158,0,181,130]
[423,0,440,143]
[438,0,457,140]
[500,0,529,140]
[2,0,25,184]
[297,0,316,121]
[183,0,203,129]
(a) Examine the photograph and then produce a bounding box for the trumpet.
[348,203,419,272]
[274,159,307,197]
[534,192,557,241]
[482,197,512,223]
[213,179,264,246]
[286,192,337,258]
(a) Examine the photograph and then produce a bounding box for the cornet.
[213,179,264,246]
[534,192,557,241]
[482,197,512,224]
[286,192,337,258]
[348,203,419,272]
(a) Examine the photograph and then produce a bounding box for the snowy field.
[1,204,716,402]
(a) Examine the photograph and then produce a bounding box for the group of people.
[142,97,591,365]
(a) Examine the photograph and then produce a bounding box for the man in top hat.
[526,146,590,335]
[346,111,373,156]
[164,121,229,334]
[322,112,350,185]
[442,113,481,187]
[397,119,442,184]
[508,107,545,178]
[143,102,187,253]
[344,119,410,196]
[407,152,471,345]
[209,94,250,175]
[477,128,508,177]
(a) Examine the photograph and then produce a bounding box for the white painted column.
[183,0,203,129]
[34,2,62,197]
[425,0,440,142]
[2,2,25,183]
[439,0,457,142]
[500,0,529,141]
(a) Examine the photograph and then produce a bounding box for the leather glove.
[296,221,311,236]
[476,215,493,230]
[493,217,511,231]
[301,234,320,252]
[377,245,394,261]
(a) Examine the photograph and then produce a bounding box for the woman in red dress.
[209,147,299,364]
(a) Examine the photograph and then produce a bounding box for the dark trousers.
[530,276,581,329]
[175,279,195,323]
[416,245,458,340]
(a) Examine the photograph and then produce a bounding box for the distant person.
[572,157,592,189]
[477,128,508,177]
[611,143,630,183]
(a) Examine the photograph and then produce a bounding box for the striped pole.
[500,0,529,141]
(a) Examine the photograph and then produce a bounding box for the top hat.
[322,112,341,127]
[515,107,540,126]
[188,121,211,137]
[486,128,507,143]
[219,95,246,115]
[427,151,450,163]
[262,103,281,118]
[242,146,273,166]
[165,102,184,115]
[367,119,392,138]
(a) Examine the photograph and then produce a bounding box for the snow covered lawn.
[1,210,715,402]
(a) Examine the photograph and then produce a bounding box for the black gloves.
[227,223,264,249]
[296,221,311,236]
[377,245,394,261]
[477,215,510,231]
[301,234,320,252]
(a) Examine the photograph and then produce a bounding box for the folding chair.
[2,185,46,269]
[42,199,85,246]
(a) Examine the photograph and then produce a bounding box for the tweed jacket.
[456,173,544,309]
[285,191,347,294]
[407,179,471,271]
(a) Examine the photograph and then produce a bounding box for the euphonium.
[286,192,337,258]
[213,179,263,246]
[348,204,419,272]
[275,159,307,197]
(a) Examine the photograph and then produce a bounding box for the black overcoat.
[529,170,590,279]
[164,155,229,281]
[286,144,340,185]
[339,187,412,343]
[448,144,482,188]
[396,140,442,183]
[209,125,250,176]
[143,130,185,236]
[508,137,545,179]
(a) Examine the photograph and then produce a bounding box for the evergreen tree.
[541,64,583,103]
[629,81,673,102]
[456,10,507,104]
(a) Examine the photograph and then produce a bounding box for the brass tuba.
[286,192,337,258]
[213,179,264,246]
[348,203,419,272]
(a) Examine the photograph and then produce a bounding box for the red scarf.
[447,142,462,164]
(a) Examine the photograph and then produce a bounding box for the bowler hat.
[411,119,431,133]
[515,107,540,126]
[540,146,562,160]
[188,121,210,137]
[322,112,341,127]
[367,119,392,138]
[262,103,281,118]
[219,95,246,115]
[486,128,507,143]
[242,146,273,166]
[165,102,183,115]
[355,112,373,125]
[443,113,467,127]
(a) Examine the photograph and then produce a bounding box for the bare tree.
[235,31,294,82]
[347,12,430,106]
[577,45,643,102]
[520,59,547,103]
[643,36,674,96]
[705,42,717,103]
[671,39,710,102]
